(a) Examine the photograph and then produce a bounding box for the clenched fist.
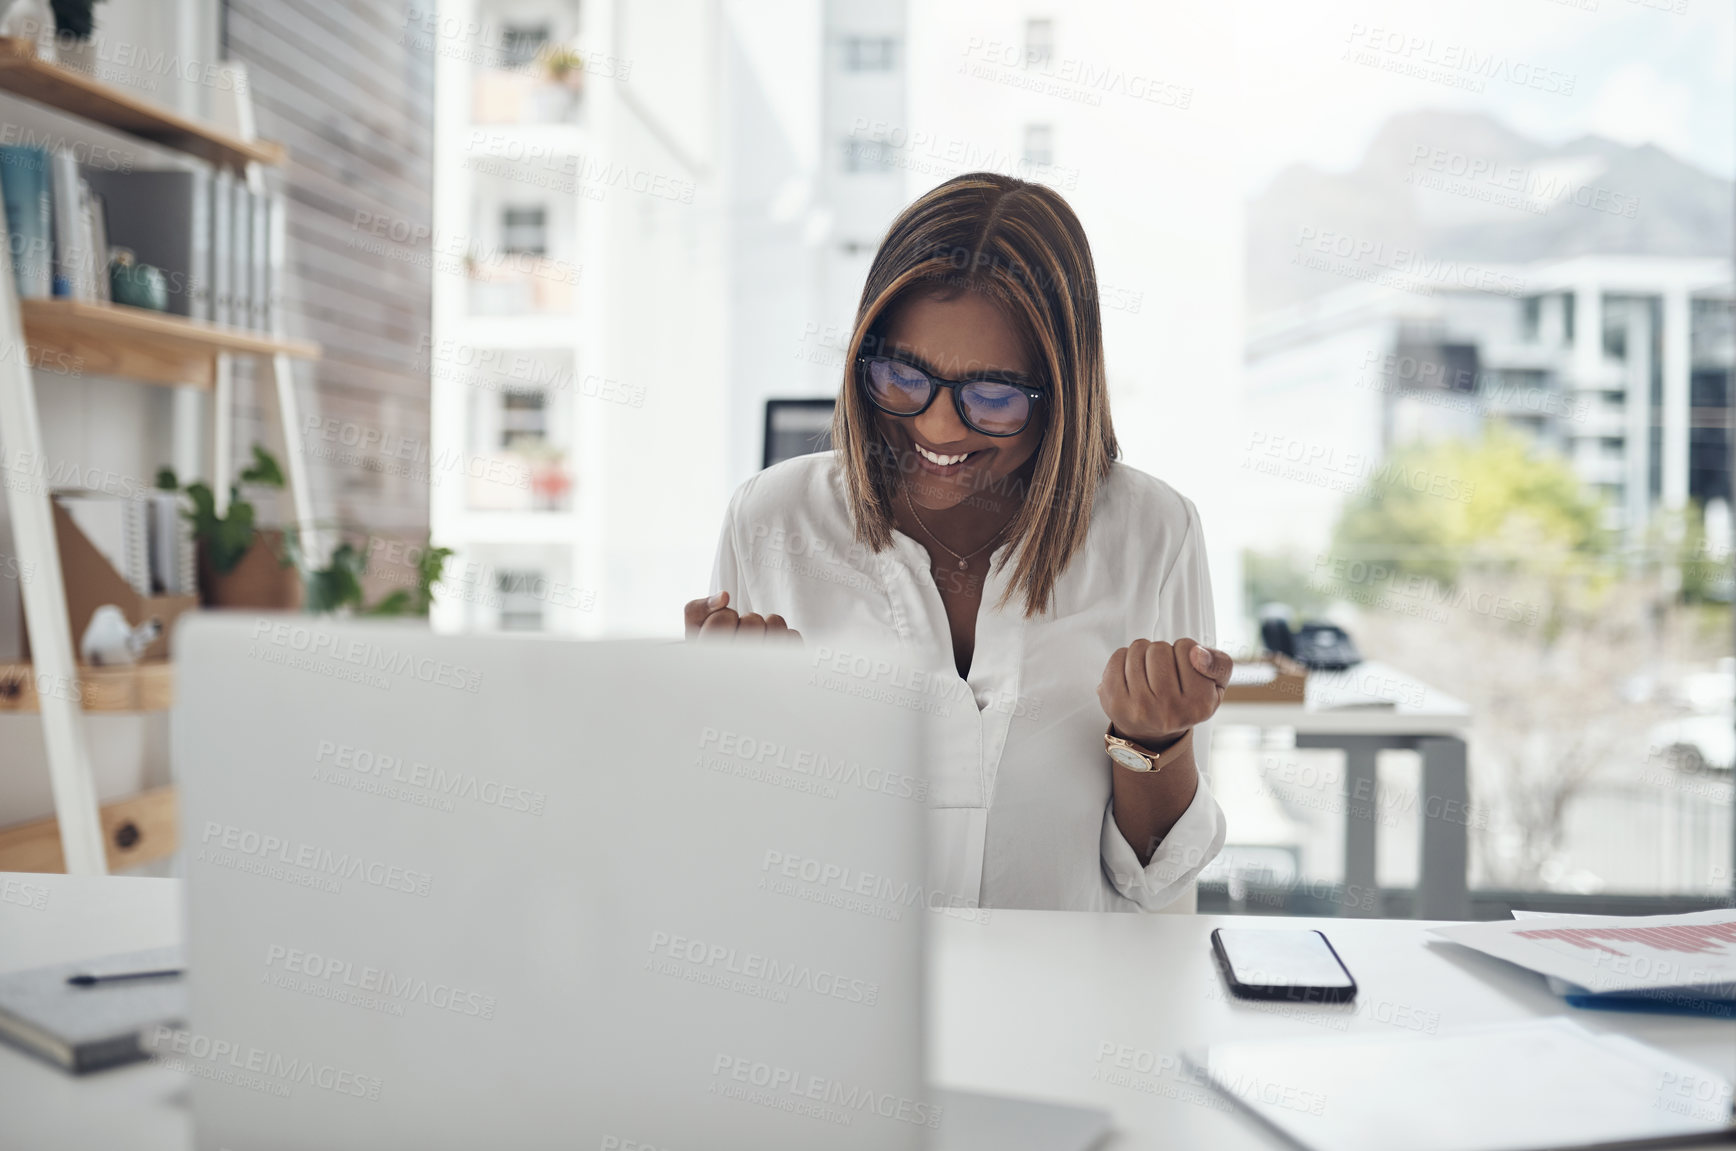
[1097,638,1233,749]
[683,591,801,642]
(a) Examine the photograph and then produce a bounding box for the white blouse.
[708,452,1226,913]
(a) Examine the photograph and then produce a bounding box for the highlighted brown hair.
[830,172,1119,617]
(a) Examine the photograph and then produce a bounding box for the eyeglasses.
[856,355,1046,437]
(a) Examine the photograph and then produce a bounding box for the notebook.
[55,490,151,597]
[0,946,186,1073]
[1186,1017,1734,1151]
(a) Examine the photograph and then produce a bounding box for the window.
[842,136,894,174]
[494,570,546,632]
[500,24,550,69]
[1234,8,1733,917]
[1023,124,1054,167]
[1520,296,1541,342]
[500,206,547,256]
[842,36,897,71]
[1024,18,1054,66]
[500,389,548,450]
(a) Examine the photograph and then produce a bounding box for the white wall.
[905,0,1247,647]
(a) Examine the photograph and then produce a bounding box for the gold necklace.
[903,483,1012,570]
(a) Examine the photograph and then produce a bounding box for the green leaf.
[239,444,285,489]
[363,589,415,617]
[303,541,368,614]
[154,466,179,492]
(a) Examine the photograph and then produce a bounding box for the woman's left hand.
[1097,638,1234,748]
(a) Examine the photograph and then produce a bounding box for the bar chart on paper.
[1431,910,1736,998]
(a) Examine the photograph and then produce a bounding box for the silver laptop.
[173,616,1108,1151]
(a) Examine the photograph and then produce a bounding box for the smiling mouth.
[913,443,976,467]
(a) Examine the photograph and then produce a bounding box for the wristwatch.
[1104,726,1191,773]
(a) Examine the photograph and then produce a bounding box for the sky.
[1233,0,1735,194]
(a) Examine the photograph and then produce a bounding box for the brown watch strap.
[1109,726,1193,771]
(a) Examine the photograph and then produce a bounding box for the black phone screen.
[1211,928,1357,1002]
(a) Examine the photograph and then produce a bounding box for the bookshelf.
[0,38,282,171]
[0,47,320,875]
[0,659,172,712]
[22,298,319,387]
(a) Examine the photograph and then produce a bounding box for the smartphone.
[1210,928,1357,1003]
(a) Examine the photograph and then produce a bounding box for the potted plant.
[158,445,303,610]
[540,45,585,90]
[48,0,102,72]
[285,531,454,617]
[533,44,584,121]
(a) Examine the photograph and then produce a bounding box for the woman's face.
[872,291,1048,513]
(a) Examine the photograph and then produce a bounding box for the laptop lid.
[173,615,932,1150]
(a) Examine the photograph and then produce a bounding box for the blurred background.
[0,0,1729,916]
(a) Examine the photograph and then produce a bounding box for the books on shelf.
[0,144,51,299]
[81,167,212,320]
[230,175,251,329]
[146,489,196,597]
[210,167,232,327]
[0,144,283,333]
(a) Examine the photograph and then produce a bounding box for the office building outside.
[1244,255,1735,556]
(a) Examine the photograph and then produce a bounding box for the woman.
[684,173,1230,913]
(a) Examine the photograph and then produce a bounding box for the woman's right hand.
[683,591,801,642]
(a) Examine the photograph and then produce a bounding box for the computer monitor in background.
[762,398,836,469]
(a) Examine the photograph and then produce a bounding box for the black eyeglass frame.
[855,354,1047,438]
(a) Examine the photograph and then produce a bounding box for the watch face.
[1109,745,1149,771]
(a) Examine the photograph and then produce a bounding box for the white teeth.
[915,444,970,466]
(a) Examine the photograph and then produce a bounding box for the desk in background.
[6,874,1734,1150]
[1217,660,1473,920]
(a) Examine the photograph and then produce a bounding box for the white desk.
[1218,661,1474,920]
[6,875,1734,1150]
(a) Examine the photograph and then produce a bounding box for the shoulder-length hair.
[830,172,1119,618]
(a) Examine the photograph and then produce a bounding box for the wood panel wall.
[222,0,434,594]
